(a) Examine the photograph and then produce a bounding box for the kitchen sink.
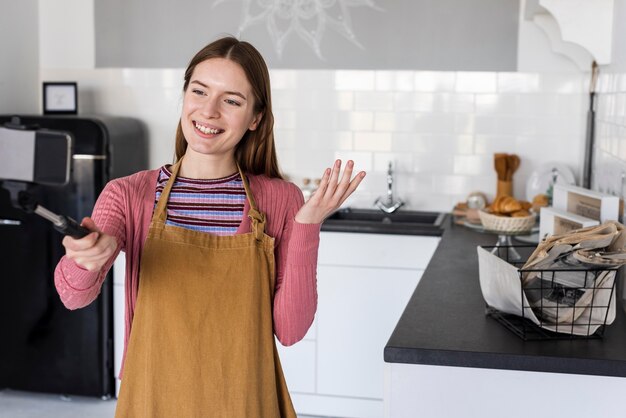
[322,208,446,236]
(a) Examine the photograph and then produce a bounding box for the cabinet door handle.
[0,219,21,226]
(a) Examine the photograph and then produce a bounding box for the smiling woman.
[179,58,262,179]
[53,36,365,417]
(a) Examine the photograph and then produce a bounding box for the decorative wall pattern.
[212,0,382,59]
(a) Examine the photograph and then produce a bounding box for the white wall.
[609,0,626,72]
[0,0,39,114]
[38,0,94,70]
[516,0,583,73]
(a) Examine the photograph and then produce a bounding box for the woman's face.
[181,58,261,163]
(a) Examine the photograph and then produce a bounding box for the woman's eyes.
[191,90,241,107]
[224,98,241,107]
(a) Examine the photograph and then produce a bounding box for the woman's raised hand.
[295,160,366,224]
[61,217,118,272]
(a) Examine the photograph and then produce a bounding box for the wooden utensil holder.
[497,180,513,198]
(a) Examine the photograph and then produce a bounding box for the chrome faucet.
[374,162,404,214]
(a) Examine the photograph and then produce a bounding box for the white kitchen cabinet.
[276,340,316,393]
[278,231,440,418]
[317,265,422,399]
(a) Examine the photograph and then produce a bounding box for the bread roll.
[498,196,522,214]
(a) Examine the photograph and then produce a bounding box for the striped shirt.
[155,165,245,235]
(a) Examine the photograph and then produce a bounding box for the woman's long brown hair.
[174,37,282,179]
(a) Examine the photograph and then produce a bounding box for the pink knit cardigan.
[54,169,320,376]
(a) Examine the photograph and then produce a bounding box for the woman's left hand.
[295,159,366,224]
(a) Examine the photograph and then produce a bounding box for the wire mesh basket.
[483,244,620,341]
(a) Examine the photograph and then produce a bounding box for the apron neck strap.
[237,163,266,241]
[154,158,183,223]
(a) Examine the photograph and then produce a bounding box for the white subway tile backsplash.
[274,130,298,149]
[393,92,429,112]
[612,73,624,93]
[468,176,498,199]
[374,112,396,131]
[410,194,456,212]
[534,117,585,136]
[538,73,586,94]
[354,132,393,151]
[385,112,418,132]
[474,115,535,136]
[276,148,298,174]
[332,151,373,172]
[270,70,297,90]
[413,154,454,174]
[474,94,579,116]
[335,71,375,91]
[336,111,374,131]
[413,113,458,134]
[277,130,353,151]
[596,73,614,94]
[322,91,355,111]
[454,135,474,154]
[432,175,473,195]
[393,92,474,113]
[613,93,626,122]
[455,72,497,93]
[120,69,184,88]
[296,71,334,89]
[373,153,414,173]
[453,114,475,134]
[274,90,354,111]
[391,133,425,153]
[41,67,593,212]
[273,109,297,130]
[294,110,338,130]
[374,71,415,92]
[402,134,473,155]
[474,135,518,155]
[374,71,394,91]
[272,90,298,110]
[414,72,456,92]
[393,71,415,92]
[453,155,492,176]
[514,135,583,170]
[439,94,475,113]
[354,91,394,111]
[497,73,540,93]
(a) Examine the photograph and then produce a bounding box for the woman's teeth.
[194,122,222,135]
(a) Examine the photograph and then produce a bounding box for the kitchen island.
[384,218,626,418]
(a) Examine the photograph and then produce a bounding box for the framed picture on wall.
[43,82,78,115]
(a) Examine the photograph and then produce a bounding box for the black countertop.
[384,218,626,378]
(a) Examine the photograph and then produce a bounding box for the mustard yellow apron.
[115,160,296,418]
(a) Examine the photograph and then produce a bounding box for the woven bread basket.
[478,209,536,233]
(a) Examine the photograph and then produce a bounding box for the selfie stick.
[1,180,90,239]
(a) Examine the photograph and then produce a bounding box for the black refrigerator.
[0,115,147,398]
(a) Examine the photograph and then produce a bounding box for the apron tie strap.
[248,208,266,242]
[237,164,266,242]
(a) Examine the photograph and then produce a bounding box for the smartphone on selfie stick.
[0,116,90,238]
